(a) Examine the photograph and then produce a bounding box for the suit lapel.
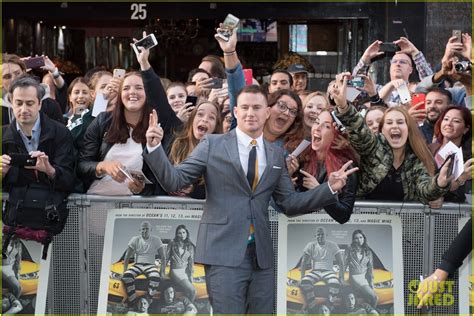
[223,130,251,190]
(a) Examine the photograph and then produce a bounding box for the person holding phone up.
[2,75,74,200]
[332,72,453,204]
[352,37,433,106]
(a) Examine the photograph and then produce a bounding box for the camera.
[454,60,472,73]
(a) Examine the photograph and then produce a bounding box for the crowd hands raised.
[1,17,472,313]
[2,26,471,204]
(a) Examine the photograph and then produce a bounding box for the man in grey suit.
[143,29,357,315]
[143,84,357,314]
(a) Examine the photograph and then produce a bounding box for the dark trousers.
[204,243,274,314]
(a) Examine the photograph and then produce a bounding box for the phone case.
[24,57,45,69]
[132,34,158,55]
[397,83,412,104]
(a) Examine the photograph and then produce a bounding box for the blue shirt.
[16,116,41,153]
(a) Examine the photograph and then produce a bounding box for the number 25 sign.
[130,3,147,20]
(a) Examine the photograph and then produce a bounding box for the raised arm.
[143,110,207,192]
[215,25,245,126]
[332,73,379,156]
[394,37,433,79]
[133,32,183,134]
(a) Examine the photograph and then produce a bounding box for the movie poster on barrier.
[98,208,210,315]
[458,217,471,315]
[1,238,51,315]
[277,213,403,315]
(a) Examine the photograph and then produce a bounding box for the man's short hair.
[9,74,45,102]
[235,85,268,105]
[271,69,294,87]
[201,55,226,79]
[2,54,26,73]
[426,87,452,104]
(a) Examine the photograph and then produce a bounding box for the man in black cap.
[287,63,309,95]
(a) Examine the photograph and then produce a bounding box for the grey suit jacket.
[143,129,338,269]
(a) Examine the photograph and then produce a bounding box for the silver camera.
[454,60,472,73]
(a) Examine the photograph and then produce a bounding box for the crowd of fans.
[2,29,470,206]
[1,24,472,313]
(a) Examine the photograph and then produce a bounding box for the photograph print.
[2,238,50,315]
[98,208,209,315]
[277,213,404,315]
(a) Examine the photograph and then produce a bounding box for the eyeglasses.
[275,100,298,117]
[390,59,410,65]
[224,116,233,123]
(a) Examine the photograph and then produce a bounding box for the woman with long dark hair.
[166,225,196,301]
[344,229,378,308]
[78,71,160,195]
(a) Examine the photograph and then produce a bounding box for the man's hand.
[146,109,163,147]
[1,154,12,177]
[215,24,238,54]
[394,37,420,57]
[407,101,426,122]
[327,160,358,192]
[361,40,384,64]
[131,31,152,71]
[27,151,56,178]
[442,36,464,62]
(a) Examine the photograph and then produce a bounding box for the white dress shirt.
[235,127,266,183]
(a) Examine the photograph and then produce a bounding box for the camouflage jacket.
[336,105,449,204]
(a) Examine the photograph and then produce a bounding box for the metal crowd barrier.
[16,194,469,315]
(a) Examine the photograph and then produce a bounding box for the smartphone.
[185,95,198,107]
[132,33,158,55]
[397,82,412,104]
[330,110,346,133]
[379,43,400,53]
[452,30,462,43]
[216,14,240,42]
[10,153,37,167]
[411,93,426,111]
[209,78,223,89]
[347,76,364,88]
[243,69,253,86]
[24,56,45,69]
[113,68,126,79]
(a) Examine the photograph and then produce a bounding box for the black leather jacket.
[77,111,166,196]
